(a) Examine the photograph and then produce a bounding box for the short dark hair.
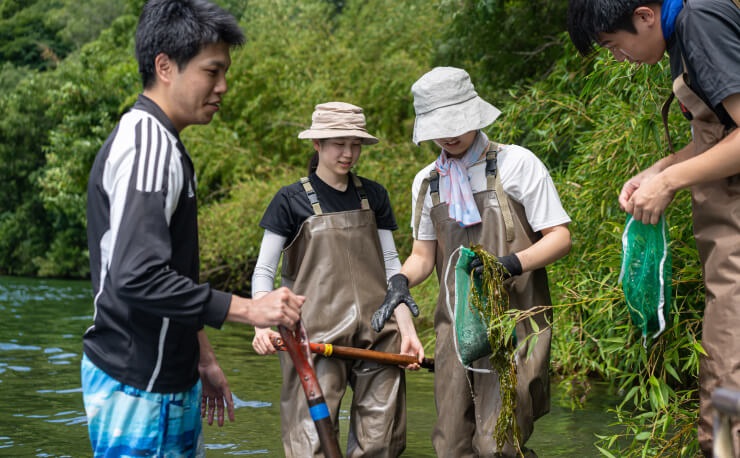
[567,0,662,55]
[135,0,246,88]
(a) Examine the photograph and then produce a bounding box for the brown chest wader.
[670,72,740,456]
[277,173,406,458]
[418,145,552,457]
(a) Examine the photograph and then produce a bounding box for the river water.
[0,276,617,457]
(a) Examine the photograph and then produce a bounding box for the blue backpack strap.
[300,177,322,215]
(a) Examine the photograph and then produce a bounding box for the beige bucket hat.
[298,101,379,145]
[411,67,501,145]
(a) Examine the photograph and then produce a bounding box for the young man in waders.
[250,102,424,457]
[82,1,304,456]
[566,0,740,455]
[372,67,572,457]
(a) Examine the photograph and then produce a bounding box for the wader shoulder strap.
[486,143,515,242]
[429,170,440,205]
[412,169,439,239]
[662,53,695,154]
[661,92,676,153]
[350,172,370,210]
[662,28,697,153]
[300,177,323,215]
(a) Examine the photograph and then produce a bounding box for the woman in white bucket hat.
[251,101,423,457]
[373,67,572,457]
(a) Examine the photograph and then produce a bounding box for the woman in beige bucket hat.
[250,101,423,457]
[372,67,572,457]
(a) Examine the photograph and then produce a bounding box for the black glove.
[469,253,522,280]
[371,273,419,332]
[497,253,523,278]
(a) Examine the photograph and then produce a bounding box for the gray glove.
[469,253,522,279]
[371,273,419,332]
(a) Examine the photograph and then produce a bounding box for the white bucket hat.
[298,101,379,145]
[411,67,501,145]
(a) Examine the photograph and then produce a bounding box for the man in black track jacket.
[567,0,740,455]
[81,1,304,456]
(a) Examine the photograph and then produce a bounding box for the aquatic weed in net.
[468,244,522,452]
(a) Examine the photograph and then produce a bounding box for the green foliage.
[0,0,23,19]
[0,61,28,91]
[434,0,569,92]
[34,227,89,278]
[15,14,137,278]
[0,70,60,276]
[0,0,70,70]
[35,15,138,278]
[0,73,54,212]
[216,0,440,172]
[492,38,704,456]
[42,15,139,217]
[0,0,127,70]
[46,0,126,50]
[194,0,444,274]
[0,201,51,277]
[0,2,713,454]
[0,2,137,277]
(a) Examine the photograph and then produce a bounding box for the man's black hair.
[567,0,662,55]
[135,0,246,88]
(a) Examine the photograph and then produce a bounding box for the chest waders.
[277,173,406,458]
[417,144,552,457]
[669,68,740,456]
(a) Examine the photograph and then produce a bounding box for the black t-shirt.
[669,0,740,127]
[259,173,398,244]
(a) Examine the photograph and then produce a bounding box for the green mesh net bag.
[619,214,672,343]
[451,246,513,367]
[450,245,520,449]
[453,246,491,366]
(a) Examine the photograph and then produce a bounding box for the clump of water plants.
[468,244,521,453]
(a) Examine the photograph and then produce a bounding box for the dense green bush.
[494,41,703,456]
[434,0,569,92]
[0,0,70,71]
[0,70,60,276]
[0,2,140,277]
[196,0,445,289]
[37,14,140,278]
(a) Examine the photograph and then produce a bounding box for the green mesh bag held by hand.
[619,214,672,343]
[452,246,491,367]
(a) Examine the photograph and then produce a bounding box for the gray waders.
[420,145,552,457]
[671,72,740,456]
[278,174,406,457]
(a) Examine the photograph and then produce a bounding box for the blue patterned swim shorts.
[81,354,204,457]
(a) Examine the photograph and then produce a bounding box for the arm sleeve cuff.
[251,230,285,296]
[378,229,401,280]
[204,289,232,329]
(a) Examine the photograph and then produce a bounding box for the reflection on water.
[0,276,617,457]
